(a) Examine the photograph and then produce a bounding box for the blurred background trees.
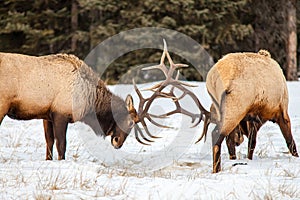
[0,0,298,82]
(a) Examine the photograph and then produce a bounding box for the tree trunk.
[286,0,298,81]
[71,0,78,52]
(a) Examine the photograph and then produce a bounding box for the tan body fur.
[0,53,94,122]
[0,53,134,160]
[206,50,298,173]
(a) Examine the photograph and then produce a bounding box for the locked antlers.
[133,39,210,145]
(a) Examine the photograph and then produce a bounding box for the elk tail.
[258,49,271,58]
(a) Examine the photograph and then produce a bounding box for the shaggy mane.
[43,53,83,70]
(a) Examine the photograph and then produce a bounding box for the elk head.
[109,96,135,149]
[130,39,210,145]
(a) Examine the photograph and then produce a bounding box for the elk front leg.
[52,113,69,160]
[277,112,298,157]
[43,120,54,160]
[213,133,225,173]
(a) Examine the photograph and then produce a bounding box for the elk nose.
[112,136,122,149]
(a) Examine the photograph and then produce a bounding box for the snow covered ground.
[0,82,300,199]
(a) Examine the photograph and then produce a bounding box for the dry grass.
[0,117,300,200]
[278,183,298,198]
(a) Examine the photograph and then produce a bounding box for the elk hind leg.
[247,119,264,160]
[277,111,298,157]
[247,121,257,160]
[226,129,238,160]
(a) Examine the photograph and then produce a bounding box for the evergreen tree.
[0,0,298,82]
[0,0,72,55]
[235,0,298,80]
[78,0,252,82]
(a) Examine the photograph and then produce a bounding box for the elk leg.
[213,133,225,173]
[212,91,245,173]
[247,120,264,160]
[43,120,54,160]
[211,125,219,147]
[247,121,257,160]
[277,112,298,157]
[0,114,4,125]
[226,130,237,160]
[52,113,68,160]
[0,102,9,125]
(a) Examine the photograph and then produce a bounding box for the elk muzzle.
[111,135,125,149]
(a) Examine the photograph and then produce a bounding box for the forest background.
[0,0,298,83]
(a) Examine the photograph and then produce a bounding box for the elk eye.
[129,120,134,128]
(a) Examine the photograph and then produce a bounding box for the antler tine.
[173,71,197,101]
[164,40,176,78]
[172,83,209,115]
[142,64,168,78]
[132,39,210,146]
[141,82,162,92]
[148,113,168,119]
[142,78,202,128]
[134,125,151,145]
[142,39,169,78]
[151,74,203,126]
[145,114,172,128]
[134,78,172,102]
[140,120,162,139]
[166,71,209,127]
[159,85,204,127]
[135,125,154,143]
[133,79,143,103]
[177,81,198,87]
[174,68,198,88]
[195,113,211,143]
[163,39,189,78]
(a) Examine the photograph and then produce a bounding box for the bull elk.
[0,44,205,161]
[134,41,298,173]
[197,50,299,173]
[0,53,136,160]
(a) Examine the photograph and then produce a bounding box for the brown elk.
[0,52,136,160]
[133,42,298,173]
[197,50,299,173]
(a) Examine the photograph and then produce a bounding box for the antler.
[133,39,210,145]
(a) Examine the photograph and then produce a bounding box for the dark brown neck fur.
[94,81,128,136]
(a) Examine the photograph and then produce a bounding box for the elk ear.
[126,95,139,123]
[125,95,134,111]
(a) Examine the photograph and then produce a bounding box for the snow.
[1,82,300,199]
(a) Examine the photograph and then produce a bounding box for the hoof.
[229,155,237,160]
[292,152,299,157]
